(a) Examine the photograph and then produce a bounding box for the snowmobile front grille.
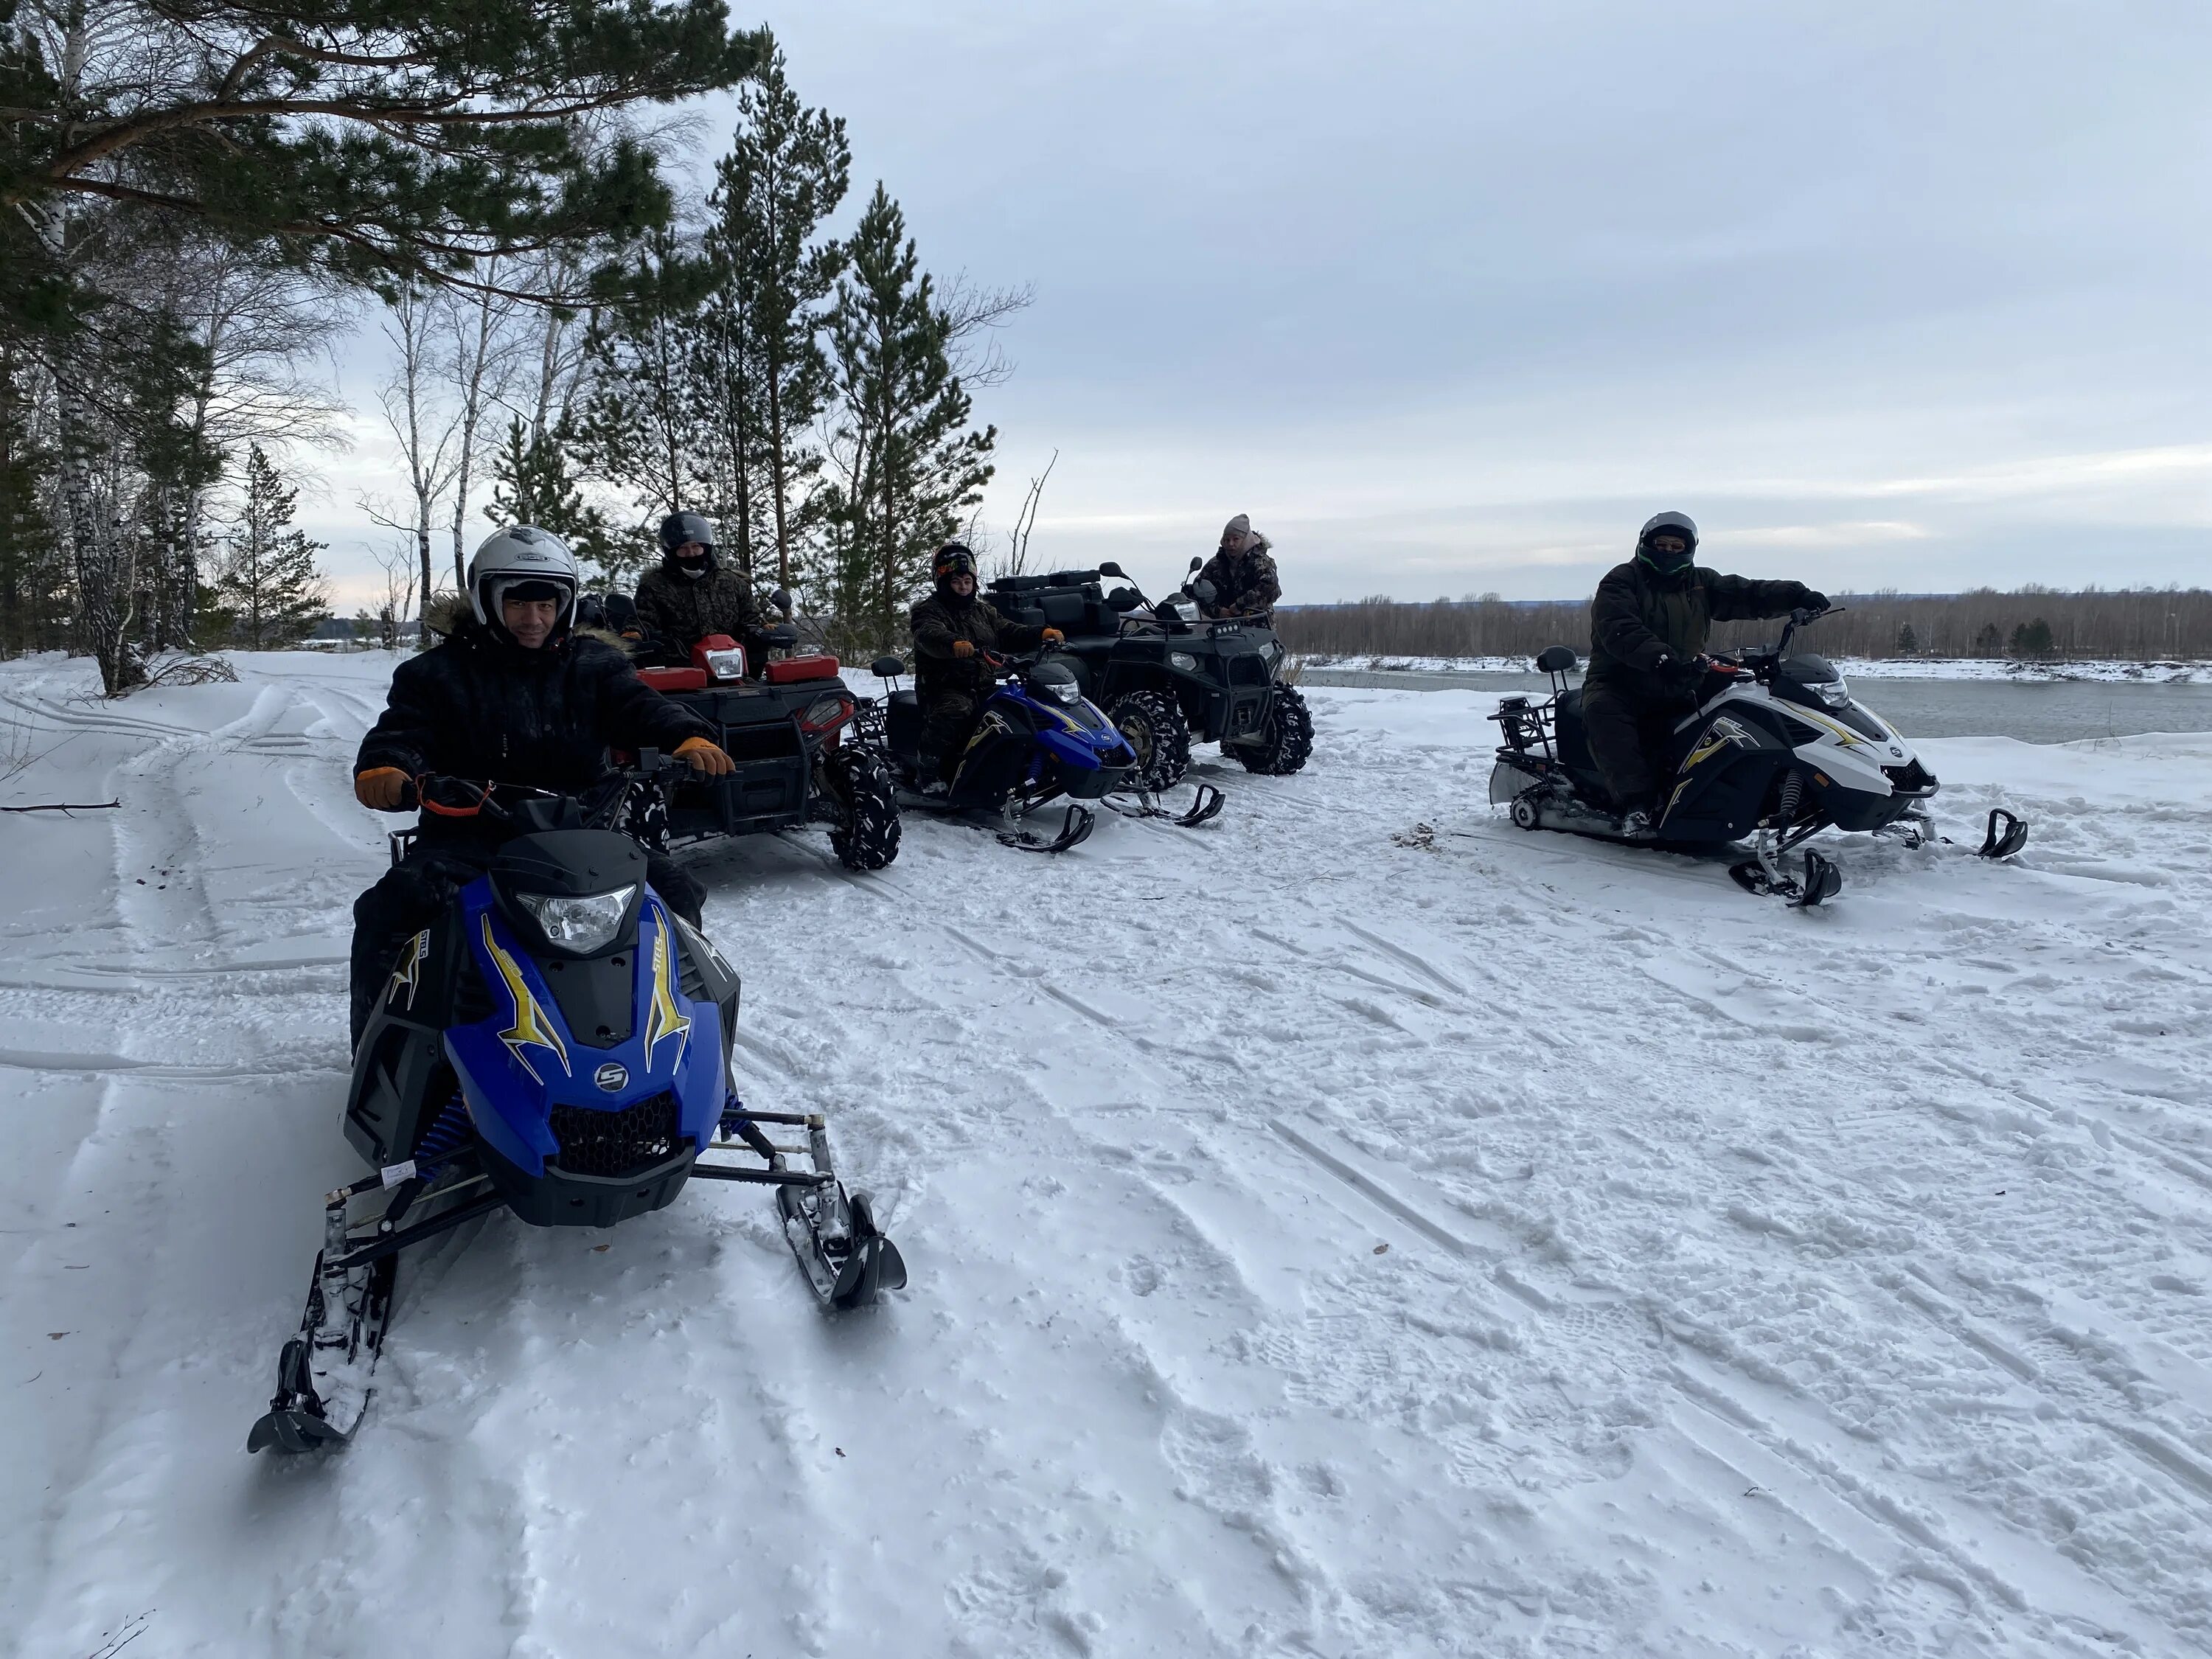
[550,1092,686,1178]
[1882,759,1935,793]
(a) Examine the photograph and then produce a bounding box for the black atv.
[981,560,1313,790]
[588,590,901,872]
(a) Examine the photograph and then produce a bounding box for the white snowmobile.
[1489,608,2028,905]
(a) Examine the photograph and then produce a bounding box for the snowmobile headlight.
[1049,679,1081,704]
[703,646,746,681]
[1172,599,1200,622]
[1812,680,1851,708]
[515,884,637,954]
[1169,651,1200,672]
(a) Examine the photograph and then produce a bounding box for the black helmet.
[1635,510,1699,577]
[659,510,717,576]
[933,542,977,590]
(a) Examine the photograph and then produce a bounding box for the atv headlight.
[1169,651,1199,672]
[1812,680,1851,708]
[703,646,746,681]
[515,885,636,954]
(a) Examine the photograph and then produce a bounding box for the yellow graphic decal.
[644,910,692,1072]
[480,914,571,1085]
[386,929,431,1010]
[1683,716,1755,772]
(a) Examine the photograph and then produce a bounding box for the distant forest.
[1277,587,2212,663]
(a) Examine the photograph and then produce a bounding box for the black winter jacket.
[908,591,1048,696]
[1585,561,1815,703]
[355,617,713,842]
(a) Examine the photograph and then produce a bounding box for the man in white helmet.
[345,526,736,1045]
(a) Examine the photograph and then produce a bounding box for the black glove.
[1798,588,1829,612]
[1656,655,1707,698]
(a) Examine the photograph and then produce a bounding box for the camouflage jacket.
[908,591,1048,695]
[1197,540,1281,619]
[633,563,768,659]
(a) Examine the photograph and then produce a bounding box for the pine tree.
[1894,622,1917,655]
[209,445,328,649]
[709,42,849,590]
[0,341,66,655]
[487,418,625,587]
[580,228,714,533]
[2009,617,2054,661]
[817,186,996,653]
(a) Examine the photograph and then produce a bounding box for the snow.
[1300,653,2212,684]
[5,651,2211,1658]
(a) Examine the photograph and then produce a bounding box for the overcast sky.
[313,0,2211,605]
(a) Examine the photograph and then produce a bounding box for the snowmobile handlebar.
[402,757,689,822]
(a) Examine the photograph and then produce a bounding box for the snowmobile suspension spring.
[1775,768,1803,827]
[412,1091,473,1178]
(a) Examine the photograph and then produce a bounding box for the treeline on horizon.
[1277,586,2212,663]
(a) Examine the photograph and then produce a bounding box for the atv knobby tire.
[822,745,902,870]
[1233,683,1314,776]
[1110,689,1192,792]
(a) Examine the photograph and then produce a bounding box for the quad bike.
[248,762,904,1455]
[598,591,899,872]
[855,649,1218,852]
[1489,608,2029,905]
[982,560,1312,790]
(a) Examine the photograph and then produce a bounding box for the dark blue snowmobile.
[249,759,904,1455]
[861,650,1220,852]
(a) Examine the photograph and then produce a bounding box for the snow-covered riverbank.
[4,652,2211,1658]
[1298,652,2212,684]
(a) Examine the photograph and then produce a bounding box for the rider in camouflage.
[1197,513,1281,622]
[906,543,1062,785]
[633,511,775,668]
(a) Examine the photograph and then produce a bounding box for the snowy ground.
[1299,653,2212,684]
[5,650,2211,1659]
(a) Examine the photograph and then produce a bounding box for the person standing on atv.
[347,526,737,1045]
[1584,511,1826,834]
[907,543,1064,785]
[633,511,776,669]
[1197,514,1282,622]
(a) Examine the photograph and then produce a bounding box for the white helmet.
[467,526,580,631]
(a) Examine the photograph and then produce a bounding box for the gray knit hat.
[1220,513,1252,547]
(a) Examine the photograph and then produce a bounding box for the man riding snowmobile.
[1585,511,1826,835]
[348,526,735,1045]
[907,542,1064,785]
[633,510,777,669]
[1196,513,1281,622]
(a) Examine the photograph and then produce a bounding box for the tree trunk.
[767,372,790,589]
[58,370,144,695]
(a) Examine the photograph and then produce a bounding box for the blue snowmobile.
[861,649,1221,852]
[249,759,903,1455]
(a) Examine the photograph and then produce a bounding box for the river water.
[1298,668,2212,745]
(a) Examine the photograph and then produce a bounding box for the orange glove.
[355,767,410,810]
[675,736,734,776]
[1040,627,1065,644]
[950,640,975,659]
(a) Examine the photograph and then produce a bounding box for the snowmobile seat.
[1554,688,1597,776]
[886,688,921,757]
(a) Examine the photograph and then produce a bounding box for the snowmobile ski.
[703,1102,906,1310]
[997,801,1094,853]
[1107,782,1226,828]
[248,1245,397,1454]
[1979,807,2028,860]
[1728,846,1843,908]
